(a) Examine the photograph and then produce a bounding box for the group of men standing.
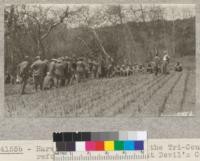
[152,50,183,76]
[153,51,170,76]
[11,50,181,95]
[16,55,101,94]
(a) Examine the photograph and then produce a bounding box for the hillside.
[43,17,195,64]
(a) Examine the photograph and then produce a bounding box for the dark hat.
[78,57,84,60]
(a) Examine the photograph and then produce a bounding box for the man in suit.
[17,56,31,94]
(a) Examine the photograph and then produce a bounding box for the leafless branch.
[41,7,69,40]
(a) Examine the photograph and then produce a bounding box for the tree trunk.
[37,38,45,58]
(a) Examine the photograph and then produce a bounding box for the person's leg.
[34,76,38,91]
[60,78,65,86]
[81,72,85,82]
[164,63,167,74]
[162,63,166,74]
[166,63,169,74]
[70,71,76,85]
[95,71,98,79]
[69,74,73,85]
[77,72,80,83]
[35,83,38,91]
[50,77,54,89]
[21,78,27,95]
[40,77,44,90]
[80,72,82,82]
[56,78,59,88]
[156,66,159,76]
[65,74,70,86]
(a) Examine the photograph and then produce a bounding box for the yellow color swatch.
[104,141,114,151]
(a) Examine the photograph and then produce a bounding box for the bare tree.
[20,5,71,57]
[105,5,137,64]
[75,6,113,63]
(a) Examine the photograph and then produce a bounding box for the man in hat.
[43,58,57,89]
[17,56,31,94]
[153,53,161,76]
[54,58,66,87]
[174,62,183,72]
[63,56,72,85]
[69,56,77,84]
[120,64,126,76]
[107,63,115,78]
[146,63,153,73]
[31,56,44,91]
[43,72,53,90]
[5,71,11,84]
[76,57,85,83]
[49,58,57,76]
[91,59,98,79]
[114,65,121,76]
[162,51,170,74]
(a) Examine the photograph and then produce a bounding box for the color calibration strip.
[53,131,146,152]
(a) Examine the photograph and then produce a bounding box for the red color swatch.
[95,141,104,151]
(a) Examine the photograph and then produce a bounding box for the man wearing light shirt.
[162,51,170,74]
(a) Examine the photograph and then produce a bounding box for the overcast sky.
[27,3,195,19]
[7,3,195,19]
[5,4,195,28]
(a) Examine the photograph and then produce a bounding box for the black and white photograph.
[4,3,195,117]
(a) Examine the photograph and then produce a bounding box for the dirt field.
[5,56,195,117]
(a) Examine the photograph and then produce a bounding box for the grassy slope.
[5,56,195,117]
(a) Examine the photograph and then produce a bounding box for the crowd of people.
[5,51,183,95]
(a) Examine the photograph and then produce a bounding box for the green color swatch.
[114,141,124,150]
